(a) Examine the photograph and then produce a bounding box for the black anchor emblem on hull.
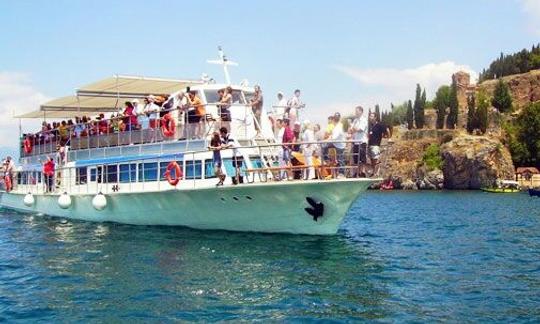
[305,197,324,221]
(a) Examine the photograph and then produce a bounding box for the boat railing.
[14,140,390,195]
[19,103,259,158]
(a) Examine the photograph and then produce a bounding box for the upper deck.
[17,76,273,165]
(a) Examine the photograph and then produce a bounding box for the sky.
[0,0,539,152]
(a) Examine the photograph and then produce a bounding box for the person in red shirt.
[123,102,138,131]
[43,157,55,193]
[281,118,295,179]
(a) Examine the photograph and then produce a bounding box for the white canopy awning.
[15,75,204,119]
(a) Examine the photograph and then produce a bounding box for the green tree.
[466,94,476,133]
[413,84,425,128]
[491,79,513,113]
[433,85,450,129]
[406,100,414,130]
[476,90,489,134]
[446,79,459,129]
[375,104,381,122]
[505,102,540,168]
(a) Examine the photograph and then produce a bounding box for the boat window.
[105,165,118,183]
[17,173,22,185]
[138,162,158,182]
[223,158,247,177]
[119,163,137,183]
[90,166,103,183]
[76,167,87,185]
[204,159,217,179]
[185,160,202,180]
[159,161,183,180]
[204,89,246,104]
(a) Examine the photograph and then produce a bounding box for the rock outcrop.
[440,135,515,189]
[379,129,515,190]
[478,69,540,110]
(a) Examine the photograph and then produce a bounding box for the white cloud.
[0,72,49,150]
[330,61,477,111]
[520,0,540,35]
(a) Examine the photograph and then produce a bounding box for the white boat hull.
[0,179,372,235]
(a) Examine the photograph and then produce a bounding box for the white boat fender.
[23,193,35,207]
[58,192,72,209]
[92,192,107,211]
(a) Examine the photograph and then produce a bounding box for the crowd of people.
[271,105,391,180]
[9,84,393,191]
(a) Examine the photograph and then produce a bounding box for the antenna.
[207,46,238,85]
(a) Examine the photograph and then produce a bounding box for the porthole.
[245,196,252,200]
[233,196,239,201]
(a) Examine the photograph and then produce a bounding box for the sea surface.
[0,191,539,322]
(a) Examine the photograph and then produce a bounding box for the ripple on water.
[0,191,540,321]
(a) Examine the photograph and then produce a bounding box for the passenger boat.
[481,180,521,193]
[0,50,375,235]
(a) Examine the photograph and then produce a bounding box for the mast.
[207,46,238,85]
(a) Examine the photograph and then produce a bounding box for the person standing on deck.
[144,95,160,129]
[43,157,55,193]
[219,127,243,185]
[188,91,205,139]
[330,112,346,178]
[274,118,285,180]
[368,112,391,177]
[287,89,305,126]
[301,120,316,180]
[350,106,369,177]
[4,156,14,192]
[208,132,226,186]
[281,118,295,180]
[250,85,264,134]
[274,92,288,119]
[133,99,148,130]
[219,87,233,132]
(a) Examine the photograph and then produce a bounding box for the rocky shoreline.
[373,130,515,190]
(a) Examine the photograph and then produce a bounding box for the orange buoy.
[161,113,176,138]
[164,161,182,186]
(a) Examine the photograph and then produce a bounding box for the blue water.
[1,191,540,322]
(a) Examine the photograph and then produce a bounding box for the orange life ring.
[23,137,32,154]
[161,113,176,138]
[164,161,182,186]
[4,175,12,192]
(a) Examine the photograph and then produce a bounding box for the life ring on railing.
[4,175,12,192]
[23,137,33,154]
[161,113,176,138]
[164,161,182,186]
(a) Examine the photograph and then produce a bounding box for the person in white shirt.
[133,99,149,130]
[144,95,160,129]
[301,120,316,180]
[273,92,288,119]
[349,106,369,177]
[287,89,305,126]
[143,95,161,142]
[330,112,346,177]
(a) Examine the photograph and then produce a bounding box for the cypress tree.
[434,85,450,129]
[413,84,422,128]
[476,90,489,134]
[420,88,426,128]
[447,78,459,129]
[375,104,381,122]
[406,100,414,130]
[492,79,513,113]
[466,94,476,134]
